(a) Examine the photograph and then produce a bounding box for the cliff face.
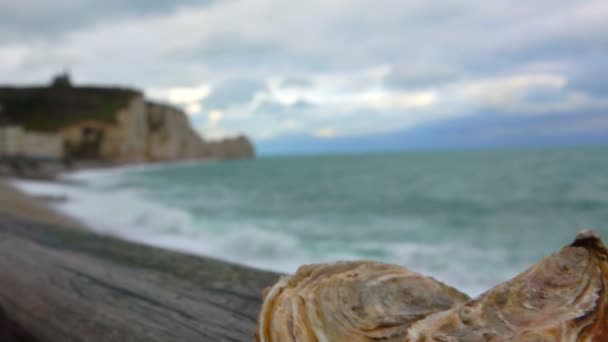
[61,96,254,162]
[0,84,254,162]
[146,101,205,161]
[203,136,255,160]
[0,126,63,159]
[145,102,255,161]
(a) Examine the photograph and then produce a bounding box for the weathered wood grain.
[0,215,280,341]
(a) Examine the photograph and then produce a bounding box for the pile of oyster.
[256,230,608,341]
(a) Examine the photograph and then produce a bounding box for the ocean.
[13,147,608,296]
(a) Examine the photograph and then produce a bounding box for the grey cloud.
[204,78,267,110]
[290,100,314,110]
[177,33,326,71]
[385,66,461,90]
[520,87,567,105]
[279,76,314,88]
[567,69,608,96]
[254,100,315,118]
[0,0,214,42]
[252,102,285,118]
[197,34,282,63]
[492,35,608,71]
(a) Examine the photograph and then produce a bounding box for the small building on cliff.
[0,74,254,163]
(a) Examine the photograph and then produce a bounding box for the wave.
[11,163,525,297]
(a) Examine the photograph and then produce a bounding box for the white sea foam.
[11,170,327,274]
[11,163,523,297]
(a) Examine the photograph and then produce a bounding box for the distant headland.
[0,73,253,177]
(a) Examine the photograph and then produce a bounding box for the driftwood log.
[0,214,280,341]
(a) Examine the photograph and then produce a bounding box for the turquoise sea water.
[14,147,608,295]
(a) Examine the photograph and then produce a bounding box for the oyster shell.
[407,230,608,341]
[255,260,469,342]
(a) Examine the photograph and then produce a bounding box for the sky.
[1,0,607,154]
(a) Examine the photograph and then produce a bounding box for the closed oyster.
[255,260,469,342]
[407,230,608,341]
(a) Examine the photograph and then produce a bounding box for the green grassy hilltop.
[0,75,140,132]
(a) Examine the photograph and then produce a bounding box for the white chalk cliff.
[60,95,254,162]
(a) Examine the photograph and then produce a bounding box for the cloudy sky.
[1,0,607,153]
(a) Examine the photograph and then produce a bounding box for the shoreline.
[8,161,308,278]
[0,175,280,341]
[1,157,216,227]
[0,179,84,230]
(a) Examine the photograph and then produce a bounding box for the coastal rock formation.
[145,102,254,161]
[60,95,149,162]
[0,74,254,162]
[203,135,255,160]
[0,126,63,159]
[257,231,608,341]
[60,95,255,162]
[146,101,203,161]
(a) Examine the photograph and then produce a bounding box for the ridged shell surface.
[407,230,608,341]
[256,260,469,342]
